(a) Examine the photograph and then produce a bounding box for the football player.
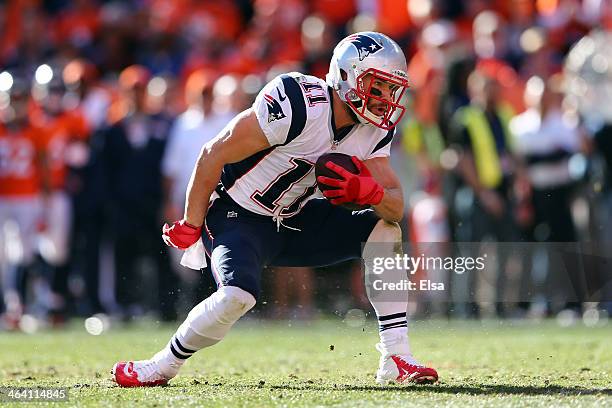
[112,32,438,386]
[31,64,91,321]
[0,73,49,328]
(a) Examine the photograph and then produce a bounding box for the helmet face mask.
[346,68,409,131]
[327,31,410,131]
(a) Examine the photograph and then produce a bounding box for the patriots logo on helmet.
[264,93,286,123]
[346,34,384,61]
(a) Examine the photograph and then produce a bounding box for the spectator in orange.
[301,15,336,79]
[378,0,412,38]
[52,0,100,52]
[312,0,356,27]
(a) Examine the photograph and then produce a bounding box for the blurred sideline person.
[511,74,584,242]
[449,64,525,317]
[30,64,91,322]
[112,32,438,387]
[511,74,587,314]
[162,71,235,244]
[161,71,237,308]
[437,57,475,304]
[593,120,612,314]
[62,59,112,315]
[101,65,175,321]
[0,74,49,328]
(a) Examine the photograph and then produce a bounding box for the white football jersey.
[217,72,394,218]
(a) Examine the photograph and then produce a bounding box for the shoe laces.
[131,360,167,382]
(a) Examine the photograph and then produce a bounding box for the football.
[315,152,370,211]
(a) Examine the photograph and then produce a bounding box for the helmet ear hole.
[340,69,348,81]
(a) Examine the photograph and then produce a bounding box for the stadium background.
[0,0,611,331]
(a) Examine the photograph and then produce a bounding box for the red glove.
[317,156,384,206]
[162,220,202,250]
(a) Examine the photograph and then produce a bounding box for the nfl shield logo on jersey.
[264,93,286,123]
[346,34,384,61]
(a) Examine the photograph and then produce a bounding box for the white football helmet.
[326,31,410,130]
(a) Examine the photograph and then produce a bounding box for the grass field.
[0,318,610,407]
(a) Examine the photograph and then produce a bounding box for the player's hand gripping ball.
[315,153,384,211]
[162,220,202,250]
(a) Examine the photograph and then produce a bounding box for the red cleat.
[389,355,438,384]
[375,344,438,385]
[111,361,170,387]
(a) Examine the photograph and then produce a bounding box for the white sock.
[153,286,256,377]
[363,220,411,357]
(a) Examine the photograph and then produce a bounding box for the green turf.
[0,318,610,407]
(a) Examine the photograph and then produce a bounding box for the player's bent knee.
[185,285,256,328]
[367,219,402,244]
[215,285,256,324]
[183,285,256,342]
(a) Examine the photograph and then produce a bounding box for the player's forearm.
[183,150,223,228]
[373,187,404,223]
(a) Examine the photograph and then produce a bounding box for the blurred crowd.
[0,0,611,330]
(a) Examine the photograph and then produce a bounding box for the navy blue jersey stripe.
[372,128,395,154]
[328,86,354,144]
[220,146,276,190]
[377,312,407,322]
[280,75,307,146]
